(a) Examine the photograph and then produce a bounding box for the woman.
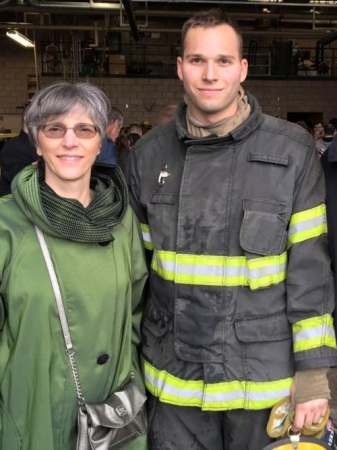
[0,82,148,450]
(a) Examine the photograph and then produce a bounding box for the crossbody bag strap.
[35,225,85,404]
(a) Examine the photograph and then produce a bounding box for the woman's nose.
[62,128,78,145]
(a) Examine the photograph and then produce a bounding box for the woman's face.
[36,107,101,193]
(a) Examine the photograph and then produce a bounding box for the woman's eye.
[46,125,64,132]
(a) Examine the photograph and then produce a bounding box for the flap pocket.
[235,310,291,343]
[0,401,21,450]
[240,198,288,255]
[247,153,289,166]
[150,193,176,205]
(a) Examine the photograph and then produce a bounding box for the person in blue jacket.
[96,105,123,165]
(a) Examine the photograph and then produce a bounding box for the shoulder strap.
[35,225,85,404]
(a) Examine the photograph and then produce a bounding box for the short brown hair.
[181,9,243,59]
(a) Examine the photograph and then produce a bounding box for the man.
[128,9,337,450]
[316,123,335,158]
[96,105,123,165]
[0,105,38,196]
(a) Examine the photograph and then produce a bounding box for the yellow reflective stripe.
[140,223,153,250]
[152,249,287,290]
[293,314,337,352]
[143,359,293,411]
[152,250,176,281]
[248,253,287,289]
[288,205,327,247]
[175,253,248,286]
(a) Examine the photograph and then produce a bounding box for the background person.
[313,120,324,140]
[316,123,336,158]
[0,104,38,196]
[321,135,337,335]
[128,123,144,146]
[96,105,123,165]
[128,9,337,450]
[0,82,147,450]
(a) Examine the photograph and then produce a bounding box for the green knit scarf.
[39,164,128,244]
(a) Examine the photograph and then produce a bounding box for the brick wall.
[0,39,335,131]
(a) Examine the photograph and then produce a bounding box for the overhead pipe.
[0,23,334,37]
[136,0,337,7]
[25,0,121,10]
[0,0,12,7]
[121,0,140,41]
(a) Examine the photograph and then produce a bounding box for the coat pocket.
[0,400,21,450]
[235,309,292,343]
[235,310,294,380]
[240,198,288,256]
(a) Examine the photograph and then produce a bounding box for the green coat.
[0,165,148,450]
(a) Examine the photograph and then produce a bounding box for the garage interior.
[1,0,337,80]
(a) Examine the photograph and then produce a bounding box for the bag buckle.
[116,405,128,417]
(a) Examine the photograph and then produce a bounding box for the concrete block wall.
[0,39,336,131]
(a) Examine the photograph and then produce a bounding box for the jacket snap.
[97,354,109,365]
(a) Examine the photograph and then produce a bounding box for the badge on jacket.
[158,164,170,185]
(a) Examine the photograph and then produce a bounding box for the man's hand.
[292,398,329,432]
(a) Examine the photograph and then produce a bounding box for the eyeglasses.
[41,123,99,139]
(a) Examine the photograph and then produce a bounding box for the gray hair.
[26,82,111,147]
[108,106,124,128]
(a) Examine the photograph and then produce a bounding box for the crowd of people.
[0,7,337,450]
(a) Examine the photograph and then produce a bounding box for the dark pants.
[147,393,275,450]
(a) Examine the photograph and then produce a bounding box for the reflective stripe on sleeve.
[143,358,293,411]
[140,223,153,250]
[288,204,327,247]
[293,314,337,352]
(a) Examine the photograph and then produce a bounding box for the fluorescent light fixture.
[310,0,337,3]
[6,30,34,48]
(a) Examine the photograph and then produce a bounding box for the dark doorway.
[287,112,323,132]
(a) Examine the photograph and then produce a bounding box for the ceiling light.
[6,29,34,48]
[310,0,337,4]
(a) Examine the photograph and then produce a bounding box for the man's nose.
[203,61,217,81]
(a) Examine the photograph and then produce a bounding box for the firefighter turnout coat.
[128,92,337,412]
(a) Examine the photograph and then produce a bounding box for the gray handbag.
[35,226,147,450]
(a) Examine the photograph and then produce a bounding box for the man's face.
[177,24,248,125]
[107,119,122,142]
